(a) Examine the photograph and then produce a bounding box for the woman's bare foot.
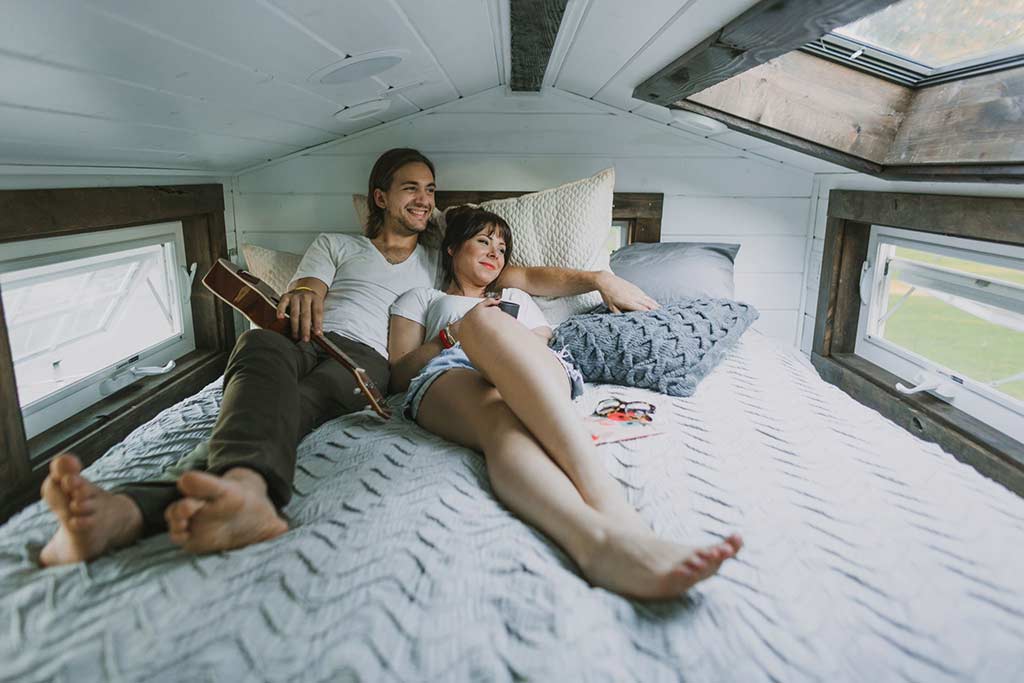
[39,453,143,566]
[579,527,742,600]
[164,467,288,554]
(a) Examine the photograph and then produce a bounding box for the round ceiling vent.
[334,98,391,121]
[310,50,406,85]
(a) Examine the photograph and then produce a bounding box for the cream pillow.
[240,243,303,294]
[478,168,614,324]
[355,168,616,324]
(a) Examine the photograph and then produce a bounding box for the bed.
[1,328,1022,682]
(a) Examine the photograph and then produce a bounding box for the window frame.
[803,33,1024,88]
[0,183,234,524]
[854,226,1024,443]
[1,221,197,439]
[811,189,1024,497]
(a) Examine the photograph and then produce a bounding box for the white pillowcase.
[354,167,615,324]
[476,168,614,324]
[240,243,303,294]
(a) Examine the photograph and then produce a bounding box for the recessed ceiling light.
[334,99,391,121]
[309,50,406,85]
[670,109,728,135]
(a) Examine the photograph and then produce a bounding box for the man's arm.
[276,276,329,342]
[496,266,658,313]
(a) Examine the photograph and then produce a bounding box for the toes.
[177,471,229,501]
[69,497,95,515]
[41,476,70,517]
[50,453,82,479]
[165,498,204,532]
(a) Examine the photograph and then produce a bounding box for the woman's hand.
[276,288,324,342]
[450,296,502,339]
[595,271,658,313]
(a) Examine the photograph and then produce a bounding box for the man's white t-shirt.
[389,287,550,341]
[291,233,438,358]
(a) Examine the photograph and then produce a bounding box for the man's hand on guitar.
[277,287,324,343]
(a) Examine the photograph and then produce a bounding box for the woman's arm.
[387,316,439,394]
[496,267,657,313]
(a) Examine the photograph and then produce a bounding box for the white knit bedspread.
[1,332,1022,682]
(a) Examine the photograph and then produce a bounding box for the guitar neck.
[312,333,356,372]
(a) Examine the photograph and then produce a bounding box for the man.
[38,148,657,566]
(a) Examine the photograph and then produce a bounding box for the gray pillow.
[551,299,759,397]
[610,242,740,304]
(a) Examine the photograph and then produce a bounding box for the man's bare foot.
[39,454,143,566]
[165,467,288,554]
[579,528,742,600]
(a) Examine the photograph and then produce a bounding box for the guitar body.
[202,258,390,418]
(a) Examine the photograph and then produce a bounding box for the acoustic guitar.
[202,258,391,419]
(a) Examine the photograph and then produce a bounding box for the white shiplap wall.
[798,173,1024,354]
[235,88,816,345]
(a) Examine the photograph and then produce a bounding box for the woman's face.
[450,226,506,290]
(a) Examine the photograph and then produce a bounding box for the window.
[0,222,195,440]
[605,220,630,255]
[803,0,1024,87]
[856,226,1024,442]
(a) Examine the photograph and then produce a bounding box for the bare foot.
[39,454,143,566]
[165,467,288,554]
[579,528,742,600]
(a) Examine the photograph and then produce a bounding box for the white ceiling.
[0,0,785,173]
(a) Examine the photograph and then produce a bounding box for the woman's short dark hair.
[440,207,514,291]
[366,148,436,238]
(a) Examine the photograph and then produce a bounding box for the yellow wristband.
[289,286,317,295]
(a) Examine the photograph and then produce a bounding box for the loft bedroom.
[0,1,1022,681]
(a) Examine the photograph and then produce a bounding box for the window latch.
[180,262,198,304]
[130,360,176,376]
[895,370,956,400]
[858,260,872,305]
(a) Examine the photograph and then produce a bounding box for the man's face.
[374,162,436,236]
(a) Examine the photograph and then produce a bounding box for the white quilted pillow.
[479,168,614,324]
[240,243,303,295]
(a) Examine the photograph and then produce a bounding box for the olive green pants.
[113,328,389,536]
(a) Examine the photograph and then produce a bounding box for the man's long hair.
[365,148,436,239]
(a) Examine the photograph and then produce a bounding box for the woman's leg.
[416,368,740,599]
[458,308,647,527]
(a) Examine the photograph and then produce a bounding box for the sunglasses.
[593,398,656,423]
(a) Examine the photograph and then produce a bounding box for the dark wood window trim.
[632,0,1024,183]
[811,189,1024,496]
[633,0,900,105]
[435,191,663,243]
[0,185,234,522]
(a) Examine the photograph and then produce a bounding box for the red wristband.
[439,328,453,349]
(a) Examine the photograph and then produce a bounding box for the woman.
[388,207,741,600]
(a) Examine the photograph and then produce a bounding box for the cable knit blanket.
[1,332,1022,682]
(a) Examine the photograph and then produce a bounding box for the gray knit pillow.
[551,299,759,397]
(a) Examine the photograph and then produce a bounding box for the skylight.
[804,0,1024,86]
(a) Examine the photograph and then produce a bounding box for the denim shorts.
[404,345,585,421]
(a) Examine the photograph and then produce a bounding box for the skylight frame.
[803,33,1024,88]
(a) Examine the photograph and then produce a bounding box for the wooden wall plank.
[0,286,30,507]
[633,0,901,105]
[0,185,224,242]
[828,190,1024,243]
[510,0,570,91]
[887,66,1024,165]
[684,51,911,165]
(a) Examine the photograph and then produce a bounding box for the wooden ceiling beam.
[510,0,569,91]
[633,0,901,106]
